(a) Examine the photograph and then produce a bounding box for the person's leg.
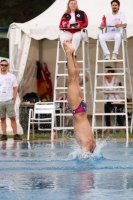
[6,100,22,140]
[81,30,88,42]
[0,118,8,140]
[65,117,69,126]
[113,32,122,54]
[115,105,124,132]
[1,117,6,134]
[72,31,82,53]
[10,117,17,135]
[71,30,88,55]
[104,102,112,134]
[71,52,83,99]
[66,45,86,100]
[99,32,112,55]
[63,40,82,109]
[0,102,7,140]
[60,31,72,50]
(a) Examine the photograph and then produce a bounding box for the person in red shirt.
[59,0,88,55]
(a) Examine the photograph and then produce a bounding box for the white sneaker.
[104,54,110,60]
[112,53,117,60]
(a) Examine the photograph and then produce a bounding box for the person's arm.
[115,23,127,28]
[104,78,109,91]
[110,77,121,91]
[115,13,127,28]
[100,22,106,29]
[12,75,18,103]
[12,86,18,102]
[76,12,88,28]
[80,12,88,28]
[59,14,70,29]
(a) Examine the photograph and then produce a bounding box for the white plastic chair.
[27,102,54,141]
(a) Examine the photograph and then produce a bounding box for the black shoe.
[14,134,22,140]
[0,134,7,141]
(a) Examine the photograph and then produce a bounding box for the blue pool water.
[0,139,133,200]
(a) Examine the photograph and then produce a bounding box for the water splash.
[68,138,107,161]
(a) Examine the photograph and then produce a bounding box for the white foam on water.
[68,138,107,161]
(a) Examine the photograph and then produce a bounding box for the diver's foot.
[63,40,75,53]
[105,129,110,135]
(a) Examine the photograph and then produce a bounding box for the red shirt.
[59,10,88,33]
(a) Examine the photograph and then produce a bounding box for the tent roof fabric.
[8,0,133,40]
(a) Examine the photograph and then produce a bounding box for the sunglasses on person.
[0,64,8,67]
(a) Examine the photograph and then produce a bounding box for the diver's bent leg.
[72,46,83,99]
[65,50,77,76]
[72,53,79,70]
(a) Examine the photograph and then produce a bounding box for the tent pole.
[17,34,31,84]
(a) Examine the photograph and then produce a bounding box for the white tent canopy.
[7,0,133,134]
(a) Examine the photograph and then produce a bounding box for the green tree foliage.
[0,0,55,26]
[0,0,55,57]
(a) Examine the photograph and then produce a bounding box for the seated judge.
[59,0,88,55]
[104,66,124,134]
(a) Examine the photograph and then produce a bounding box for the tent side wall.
[19,39,39,99]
